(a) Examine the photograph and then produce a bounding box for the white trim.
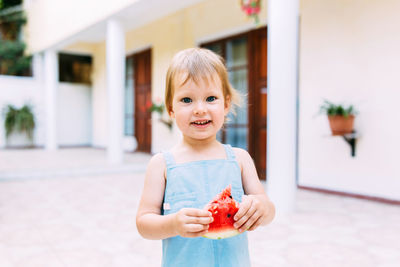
[32,0,205,53]
[0,74,35,81]
[36,21,107,53]
[106,19,125,164]
[266,0,299,214]
[44,49,59,151]
[195,21,267,46]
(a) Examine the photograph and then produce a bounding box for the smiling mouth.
[191,120,212,126]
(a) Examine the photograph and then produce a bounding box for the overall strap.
[162,151,176,167]
[223,144,236,160]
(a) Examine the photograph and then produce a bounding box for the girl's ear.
[224,96,231,116]
[169,108,175,119]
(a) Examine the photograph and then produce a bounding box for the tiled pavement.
[0,148,150,181]
[0,148,399,267]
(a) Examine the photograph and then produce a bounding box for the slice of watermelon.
[203,185,242,239]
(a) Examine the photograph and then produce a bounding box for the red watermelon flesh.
[203,185,242,239]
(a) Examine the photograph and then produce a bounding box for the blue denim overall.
[162,144,251,267]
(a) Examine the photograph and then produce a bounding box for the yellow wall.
[62,42,98,55]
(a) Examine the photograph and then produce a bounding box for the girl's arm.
[136,153,213,240]
[233,148,275,232]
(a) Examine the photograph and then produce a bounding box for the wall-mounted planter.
[328,115,355,136]
[319,100,358,156]
[327,115,357,157]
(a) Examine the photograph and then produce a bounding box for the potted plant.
[3,103,35,147]
[319,100,356,136]
[148,97,173,130]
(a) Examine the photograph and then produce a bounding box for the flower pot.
[6,131,34,148]
[327,115,355,136]
[123,136,138,152]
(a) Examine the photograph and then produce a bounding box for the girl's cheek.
[209,105,225,113]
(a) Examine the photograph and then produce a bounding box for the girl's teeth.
[193,120,210,125]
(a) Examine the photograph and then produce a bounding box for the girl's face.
[170,74,230,143]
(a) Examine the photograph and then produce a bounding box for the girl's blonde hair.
[165,48,240,115]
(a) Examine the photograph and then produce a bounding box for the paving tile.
[0,148,399,266]
[53,248,114,267]
[0,245,15,267]
[13,251,64,267]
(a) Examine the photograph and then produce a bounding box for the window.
[58,53,92,84]
[203,36,249,150]
[124,57,134,136]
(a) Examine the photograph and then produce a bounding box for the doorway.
[125,49,152,153]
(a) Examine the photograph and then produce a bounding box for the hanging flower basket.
[240,0,261,24]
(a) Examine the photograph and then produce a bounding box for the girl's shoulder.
[148,152,166,165]
[231,147,254,171]
[147,152,167,179]
[231,146,252,160]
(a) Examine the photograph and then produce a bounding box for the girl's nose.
[193,101,206,115]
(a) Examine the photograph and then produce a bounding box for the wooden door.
[134,49,152,153]
[248,28,268,180]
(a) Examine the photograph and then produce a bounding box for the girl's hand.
[233,195,268,232]
[173,208,214,238]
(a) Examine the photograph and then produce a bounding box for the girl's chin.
[184,134,217,142]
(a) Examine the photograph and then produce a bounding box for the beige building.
[1,0,399,210]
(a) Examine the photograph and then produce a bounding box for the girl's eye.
[181,97,192,103]
[206,96,217,102]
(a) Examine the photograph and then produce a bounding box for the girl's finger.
[186,215,213,225]
[234,196,252,221]
[184,208,212,218]
[185,223,209,233]
[239,210,261,232]
[234,204,257,229]
[247,216,263,231]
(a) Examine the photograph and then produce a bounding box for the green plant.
[0,39,31,75]
[0,1,31,76]
[3,104,35,139]
[319,100,356,118]
[0,0,23,10]
[149,101,164,115]
[148,99,173,130]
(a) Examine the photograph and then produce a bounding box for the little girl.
[136,48,275,267]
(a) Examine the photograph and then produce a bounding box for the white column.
[44,50,58,151]
[266,0,299,214]
[106,19,125,164]
[32,53,43,82]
